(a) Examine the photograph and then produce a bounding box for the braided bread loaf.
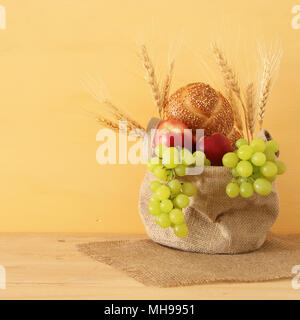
[164,82,243,144]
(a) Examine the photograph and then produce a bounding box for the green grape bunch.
[146,144,206,238]
[222,138,286,198]
[148,179,195,238]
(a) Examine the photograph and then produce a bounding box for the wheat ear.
[139,44,162,116]
[211,43,251,142]
[160,59,175,119]
[82,74,144,132]
[246,82,255,139]
[257,58,271,130]
[96,117,119,132]
[257,45,282,130]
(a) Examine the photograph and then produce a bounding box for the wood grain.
[0,233,298,300]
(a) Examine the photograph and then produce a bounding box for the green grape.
[155,144,167,158]
[150,193,160,202]
[266,175,277,182]
[160,199,173,213]
[147,160,155,172]
[260,161,278,178]
[237,145,254,160]
[155,185,171,200]
[180,148,195,166]
[204,158,211,166]
[239,182,254,198]
[236,138,248,148]
[231,178,238,183]
[193,151,205,166]
[155,213,171,228]
[250,138,266,152]
[161,176,169,183]
[182,182,196,197]
[173,223,189,238]
[162,147,180,169]
[150,156,162,165]
[174,164,187,176]
[153,166,168,181]
[238,177,248,184]
[174,194,190,208]
[236,160,253,178]
[253,178,272,196]
[148,201,161,215]
[251,152,266,166]
[232,168,239,177]
[147,157,161,172]
[226,182,240,198]
[264,147,276,161]
[266,140,279,153]
[275,160,286,175]
[150,180,162,192]
[169,208,185,225]
[222,152,239,168]
[168,179,182,196]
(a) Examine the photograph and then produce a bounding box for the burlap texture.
[78,233,300,287]
[139,167,279,254]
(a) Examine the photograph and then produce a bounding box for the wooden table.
[0,233,298,300]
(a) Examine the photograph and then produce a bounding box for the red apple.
[154,119,194,150]
[197,133,233,166]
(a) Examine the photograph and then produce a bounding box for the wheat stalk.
[82,74,145,130]
[211,43,251,142]
[82,73,145,133]
[96,117,144,137]
[257,58,271,130]
[104,100,144,130]
[139,44,162,116]
[257,44,282,130]
[160,59,175,119]
[226,87,244,132]
[246,82,255,139]
[96,116,119,132]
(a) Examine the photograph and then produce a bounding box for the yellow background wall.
[0,0,299,233]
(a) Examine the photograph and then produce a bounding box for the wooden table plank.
[0,233,299,300]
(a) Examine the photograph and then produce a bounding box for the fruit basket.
[91,42,286,254]
[139,128,280,254]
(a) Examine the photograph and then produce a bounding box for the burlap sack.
[139,167,279,254]
[139,128,280,254]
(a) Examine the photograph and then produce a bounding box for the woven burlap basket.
[139,130,280,254]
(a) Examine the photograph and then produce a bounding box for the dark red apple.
[197,133,233,166]
[154,119,194,150]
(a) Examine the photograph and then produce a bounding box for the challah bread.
[164,82,242,144]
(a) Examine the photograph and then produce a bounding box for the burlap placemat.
[78,233,300,287]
